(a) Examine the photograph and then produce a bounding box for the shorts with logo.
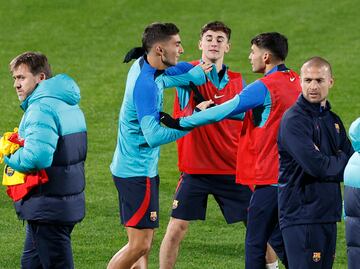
[113,175,159,229]
[171,173,252,224]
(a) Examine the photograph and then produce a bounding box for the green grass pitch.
[0,0,359,268]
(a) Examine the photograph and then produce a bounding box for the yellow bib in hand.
[2,165,26,186]
[0,132,21,163]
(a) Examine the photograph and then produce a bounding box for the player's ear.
[263,51,271,64]
[224,42,231,54]
[198,40,203,51]
[155,45,164,56]
[36,72,46,83]
[328,76,334,89]
[39,73,46,81]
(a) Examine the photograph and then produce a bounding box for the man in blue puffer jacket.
[5,51,87,269]
[344,117,360,269]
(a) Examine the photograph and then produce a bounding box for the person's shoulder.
[282,109,312,138]
[22,100,57,127]
[135,72,156,88]
[245,79,267,91]
[136,59,157,80]
[279,110,307,139]
[328,110,347,134]
[134,69,157,95]
[189,60,199,66]
[282,102,305,122]
[328,107,343,121]
[227,69,242,79]
[282,103,294,115]
[164,62,194,76]
[287,68,300,76]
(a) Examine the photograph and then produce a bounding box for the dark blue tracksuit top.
[277,94,354,229]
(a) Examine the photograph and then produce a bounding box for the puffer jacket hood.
[349,118,360,152]
[20,74,80,111]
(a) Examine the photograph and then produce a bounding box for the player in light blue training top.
[108,22,211,269]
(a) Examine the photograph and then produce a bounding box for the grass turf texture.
[0,0,358,268]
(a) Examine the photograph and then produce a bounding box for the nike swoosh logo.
[214,94,225,99]
[290,77,295,82]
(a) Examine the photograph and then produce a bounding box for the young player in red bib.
[160,23,280,269]
[162,32,301,269]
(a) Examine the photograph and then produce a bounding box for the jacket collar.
[297,94,331,116]
[265,64,288,76]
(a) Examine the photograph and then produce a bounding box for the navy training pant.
[21,221,75,269]
[282,223,336,269]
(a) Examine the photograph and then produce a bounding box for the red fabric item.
[174,60,244,174]
[8,132,24,146]
[6,170,48,202]
[236,70,301,185]
[5,131,48,201]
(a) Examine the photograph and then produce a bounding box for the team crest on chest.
[172,199,179,209]
[312,252,321,262]
[150,211,157,221]
[334,123,340,133]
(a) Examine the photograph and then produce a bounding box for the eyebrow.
[205,34,226,39]
[304,77,325,80]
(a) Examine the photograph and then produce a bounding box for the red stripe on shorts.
[175,173,184,193]
[126,177,151,227]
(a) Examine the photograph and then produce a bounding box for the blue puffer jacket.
[4,74,87,224]
[344,117,360,269]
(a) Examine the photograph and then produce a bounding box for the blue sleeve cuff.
[141,115,188,147]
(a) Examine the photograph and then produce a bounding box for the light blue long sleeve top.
[110,56,206,178]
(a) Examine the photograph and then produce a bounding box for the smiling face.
[159,34,184,67]
[12,64,45,101]
[300,64,334,106]
[199,30,230,64]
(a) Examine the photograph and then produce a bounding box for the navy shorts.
[113,175,159,229]
[171,173,252,224]
[282,223,336,269]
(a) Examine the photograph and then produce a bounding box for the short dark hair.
[142,22,180,52]
[251,32,288,61]
[10,51,52,78]
[200,21,231,41]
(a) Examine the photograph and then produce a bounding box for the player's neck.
[264,60,285,74]
[214,61,224,73]
[147,53,167,70]
[202,57,224,73]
